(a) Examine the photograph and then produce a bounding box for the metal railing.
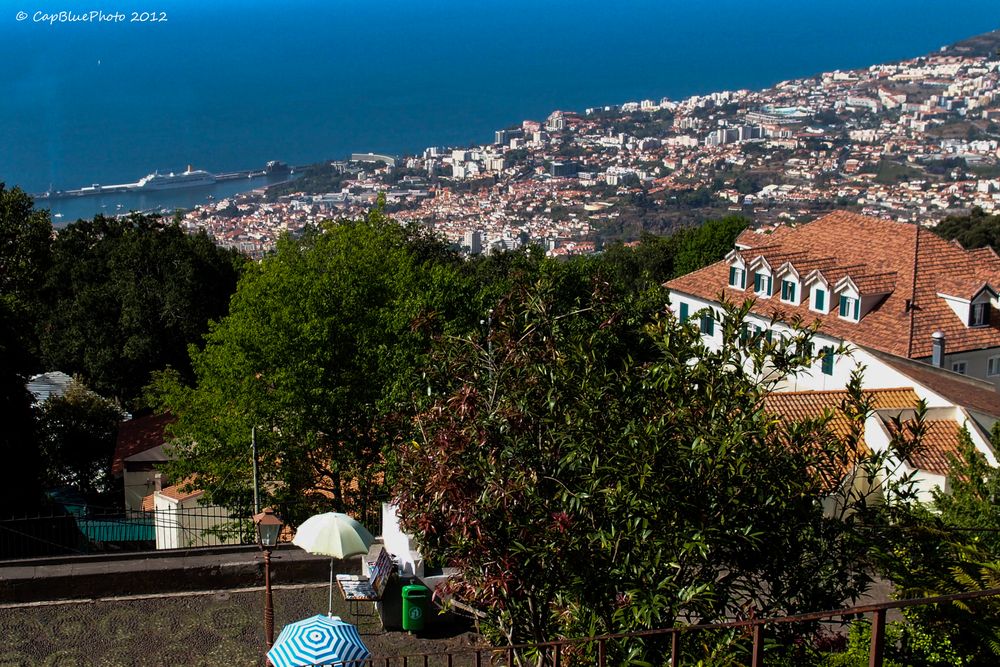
[0,498,384,561]
[326,587,1000,667]
[0,505,253,559]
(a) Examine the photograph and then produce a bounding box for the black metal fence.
[326,588,1000,667]
[0,506,254,560]
[0,499,386,561]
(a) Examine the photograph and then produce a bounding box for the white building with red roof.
[665,210,1000,498]
[667,210,1000,391]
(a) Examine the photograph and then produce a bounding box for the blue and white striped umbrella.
[267,615,371,667]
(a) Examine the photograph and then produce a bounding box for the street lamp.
[254,507,283,657]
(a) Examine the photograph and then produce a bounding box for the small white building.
[145,478,232,550]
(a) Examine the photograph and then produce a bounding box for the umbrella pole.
[328,557,334,616]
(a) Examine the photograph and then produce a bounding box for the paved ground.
[0,583,483,666]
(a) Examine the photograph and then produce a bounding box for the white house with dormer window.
[667,211,1000,390]
[938,285,996,329]
[665,210,1000,497]
[806,272,831,314]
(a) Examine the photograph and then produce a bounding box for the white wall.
[153,494,229,550]
[918,347,1000,389]
[670,293,909,392]
[381,502,423,577]
[124,468,157,512]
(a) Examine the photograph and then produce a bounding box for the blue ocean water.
[1,0,997,198]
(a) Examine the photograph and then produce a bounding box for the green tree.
[672,214,747,276]
[150,207,476,524]
[934,427,1000,556]
[35,380,127,501]
[933,206,1000,252]
[0,184,52,309]
[0,298,43,514]
[0,185,50,513]
[0,184,52,362]
[595,232,679,293]
[867,428,1000,666]
[37,213,245,407]
[393,276,896,665]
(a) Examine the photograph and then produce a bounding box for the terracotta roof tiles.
[158,478,203,503]
[764,388,918,488]
[765,388,919,442]
[666,210,1000,360]
[112,413,175,477]
[897,419,963,476]
[863,348,1000,419]
[765,387,964,478]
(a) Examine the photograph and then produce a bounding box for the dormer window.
[729,265,746,289]
[780,279,797,304]
[938,287,996,328]
[812,287,827,313]
[839,294,860,321]
[754,271,772,297]
[971,302,990,327]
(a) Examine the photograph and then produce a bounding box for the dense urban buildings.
[175,37,1000,258]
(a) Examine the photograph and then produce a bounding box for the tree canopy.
[933,206,1000,252]
[150,206,478,523]
[37,213,245,407]
[393,275,903,664]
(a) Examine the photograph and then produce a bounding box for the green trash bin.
[401,584,430,633]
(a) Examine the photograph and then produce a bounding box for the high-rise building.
[464,230,482,255]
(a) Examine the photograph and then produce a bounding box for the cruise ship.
[133,166,217,191]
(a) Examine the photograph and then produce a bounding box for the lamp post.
[254,507,283,658]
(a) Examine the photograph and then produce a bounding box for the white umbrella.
[293,512,375,615]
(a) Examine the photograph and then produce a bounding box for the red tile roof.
[899,419,964,476]
[863,348,1000,419]
[158,480,204,503]
[765,388,919,442]
[139,475,205,510]
[765,387,964,477]
[667,210,1000,359]
[764,388,919,487]
[112,413,175,477]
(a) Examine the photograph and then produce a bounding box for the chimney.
[932,330,945,368]
[154,472,163,493]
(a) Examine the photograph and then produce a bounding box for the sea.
[1,0,997,222]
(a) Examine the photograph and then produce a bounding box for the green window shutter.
[679,302,689,322]
[853,298,860,320]
[839,295,848,317]
[815,289,825,311]
[701,312,714,335]
[766,276,773,294]
[822,346,835,375]
[754,273,762,291]
[729,266,737,286]
[740,323,749,344]
[765,329,773,343]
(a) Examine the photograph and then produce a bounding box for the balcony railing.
[332,587,1000,667]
